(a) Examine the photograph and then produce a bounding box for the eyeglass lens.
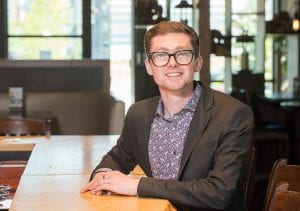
[150,50,194,67]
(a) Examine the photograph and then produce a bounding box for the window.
[1,0,133,108]
[210,0,226,92]
[8,0,82,59]
[231,0,257,74]
[210,0,263,93]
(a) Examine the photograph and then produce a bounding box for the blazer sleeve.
[137,105,253,210]
[90,106,138,180]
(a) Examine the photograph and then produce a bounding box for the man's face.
[145,32,202,93]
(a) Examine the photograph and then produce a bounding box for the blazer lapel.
[178,83,214,177]
[140,97,159,177]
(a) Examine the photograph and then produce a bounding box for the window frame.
[0,0,92,59]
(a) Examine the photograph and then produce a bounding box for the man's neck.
[160,85,194,118]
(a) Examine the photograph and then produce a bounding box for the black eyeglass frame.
[147,50,196,67]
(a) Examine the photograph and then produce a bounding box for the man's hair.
[144,21,199,56]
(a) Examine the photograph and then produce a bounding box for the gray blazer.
[93,81,254,211]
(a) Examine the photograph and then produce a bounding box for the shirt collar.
[155,83,202,117]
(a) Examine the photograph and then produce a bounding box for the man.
[81,21,253,211]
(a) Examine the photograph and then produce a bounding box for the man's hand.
[80,170,140,196]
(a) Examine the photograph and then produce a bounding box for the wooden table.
[11,174,174,211]
[0,136,176,211]
[260,92,300,104]
[23,136,118,176]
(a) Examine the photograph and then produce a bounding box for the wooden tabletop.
[0,135,117,151]
[10,174,175,211]
[6,136,176,211]
[24,136,118,175]
[258,92,300,104]
[0,136,49,151]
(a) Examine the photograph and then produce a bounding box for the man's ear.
[194,56,203,73]
[145,59,153,76]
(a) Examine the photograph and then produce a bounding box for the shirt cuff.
[90,168,113,180]
[94,168,113,174]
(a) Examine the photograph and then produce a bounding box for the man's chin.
[160,83,185,92]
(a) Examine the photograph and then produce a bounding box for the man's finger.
[80,184,91,193]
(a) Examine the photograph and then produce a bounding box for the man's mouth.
[165,72,183,77]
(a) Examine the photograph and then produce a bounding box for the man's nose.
[168,55,177,66]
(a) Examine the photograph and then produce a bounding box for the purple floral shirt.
[148,84,201,179]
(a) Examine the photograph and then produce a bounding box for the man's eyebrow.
[154,47,169,52]
[154,46,190,52]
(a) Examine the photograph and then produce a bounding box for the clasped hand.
[80,170,140,196]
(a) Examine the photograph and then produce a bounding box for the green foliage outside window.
[8,0,82,59]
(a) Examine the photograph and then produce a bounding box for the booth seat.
[0,92,125,135]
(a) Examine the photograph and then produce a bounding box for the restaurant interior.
[0,0,300,210]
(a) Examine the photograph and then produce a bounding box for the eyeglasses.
[148,50,195,67]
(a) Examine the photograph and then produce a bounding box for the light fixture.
[292,0,300,31]
[211,29,231,57]
[292,12,299,31]
[175,0,193,25]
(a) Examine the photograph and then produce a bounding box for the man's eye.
[177,52,188,57]
[154,53,167,58]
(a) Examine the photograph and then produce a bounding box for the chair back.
[0,92,125,135]
[0,117,51,137]
[232,71,265,95]
[268,182,300,211]
[264,158,300,211]
[231,88,251,105]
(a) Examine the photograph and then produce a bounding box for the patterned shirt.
[148,84,201,179]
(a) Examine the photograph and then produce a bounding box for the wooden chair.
[268,182,300,211]
[263,158,300,211]
[0,118,51,195]
[0,117,51,138]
